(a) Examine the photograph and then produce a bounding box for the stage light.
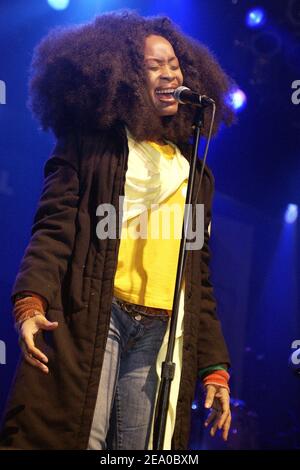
[246,8,266,28]
[285,204,298,224]
[227,88,247,112]
[47,0,70,10]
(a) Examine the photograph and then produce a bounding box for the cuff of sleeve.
[198,364,228,379]
[13,295,46,331]
[14,291,48,311]
[202,370,230,392]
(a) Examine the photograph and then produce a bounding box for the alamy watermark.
[291,80,300,105]
[0,340,6,365]
[1,81,7,365]
[96,197,205,250]
[290,339,300,366]
[0,79,6,104]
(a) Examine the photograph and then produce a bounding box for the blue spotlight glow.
[285,204,298,224]
[246,8,266,28]
[47,0,70,10]
[227,89,247,112]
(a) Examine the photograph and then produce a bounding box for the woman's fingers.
[204,385,216,409]
[23,333,48,364]
[19,316,54,373]
[18,315,59,373]
[24,349,49,373]
[35,316,58,331]
[218,406,230,430]
[209,408,230,438]
[209,411,222,437]
[204,408,217,427]
[222,413,232,441]
[19,337,49,373]
[204,408,222,437]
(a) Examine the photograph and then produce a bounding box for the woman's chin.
[159,110,178,117]
[157,105,179,117]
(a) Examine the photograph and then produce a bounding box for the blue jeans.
[87,297,169,450]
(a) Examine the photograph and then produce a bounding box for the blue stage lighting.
[246,8,266,28]
[227,89,247,112]
[285,204,298,224]
[47,0,70,10]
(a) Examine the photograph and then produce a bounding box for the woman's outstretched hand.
[204,384,231,441]
[18,315,58,374]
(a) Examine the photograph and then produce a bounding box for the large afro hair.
[28,9,235,145]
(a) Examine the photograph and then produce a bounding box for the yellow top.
[113,140,188,311]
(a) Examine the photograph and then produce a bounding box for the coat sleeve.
[11,133,80,308]
[197,165,231,371]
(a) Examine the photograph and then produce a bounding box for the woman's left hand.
[204,385,231,441]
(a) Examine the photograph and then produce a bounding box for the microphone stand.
[152,103,214,450]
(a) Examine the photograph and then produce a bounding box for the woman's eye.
[147,64,180,72]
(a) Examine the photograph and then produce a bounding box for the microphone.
[173,86,215,107]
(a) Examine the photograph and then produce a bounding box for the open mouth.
[155,88,176,103]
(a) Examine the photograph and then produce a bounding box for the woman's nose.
[160,66,175,80]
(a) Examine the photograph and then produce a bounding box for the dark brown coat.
[0,122,230,450]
